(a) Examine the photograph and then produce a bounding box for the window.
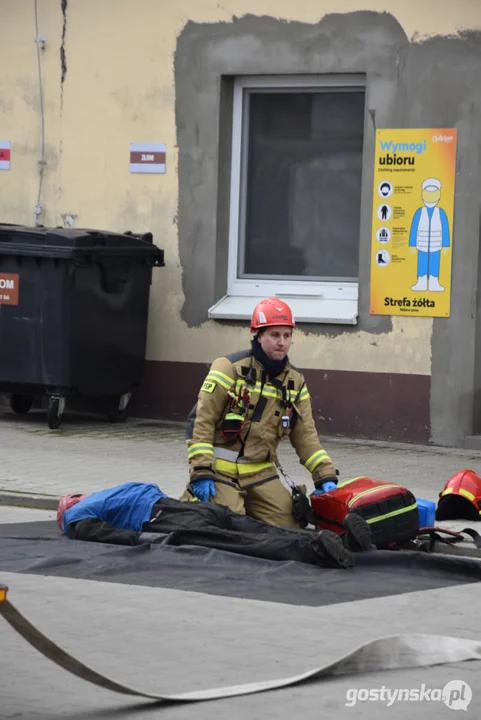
[209,75,366,324]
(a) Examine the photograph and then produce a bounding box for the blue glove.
[191,478,216,502]
[312,480,338,495]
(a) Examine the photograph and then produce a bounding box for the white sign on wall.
[0,141,11,170]
[129,142,166,173]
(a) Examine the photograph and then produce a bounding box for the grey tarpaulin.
[1,592,480,704]
[1,521,481,606]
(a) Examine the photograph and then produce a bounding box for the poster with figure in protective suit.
[370,128,457,318]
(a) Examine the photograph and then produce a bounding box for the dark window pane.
[242,90,365,280]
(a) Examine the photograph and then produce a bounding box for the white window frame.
[209,74,366,325]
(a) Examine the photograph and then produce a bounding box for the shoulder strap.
[414,526,481,553]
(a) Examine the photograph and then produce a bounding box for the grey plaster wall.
[175,11,407,336]
[412,37,481,446]
[174,14,481,446]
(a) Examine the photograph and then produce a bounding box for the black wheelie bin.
[0,224,164,429]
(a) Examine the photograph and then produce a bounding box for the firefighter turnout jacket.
[186,349,336,488]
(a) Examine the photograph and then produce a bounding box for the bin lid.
[0,225,165,265]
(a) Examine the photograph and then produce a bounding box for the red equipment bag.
[310,476,420,549]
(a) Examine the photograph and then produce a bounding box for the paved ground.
[3,405,481,510]
[1,405,481,718]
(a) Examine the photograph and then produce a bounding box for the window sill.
[208,295,358,325]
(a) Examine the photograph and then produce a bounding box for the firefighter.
[183,298,339,529]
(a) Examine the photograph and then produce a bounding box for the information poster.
[370,129,457,317]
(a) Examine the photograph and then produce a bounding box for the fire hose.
[1,584,481,705]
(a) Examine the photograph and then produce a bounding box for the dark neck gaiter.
[251,337,288,379]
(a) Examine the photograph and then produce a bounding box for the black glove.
[291,487,317,528]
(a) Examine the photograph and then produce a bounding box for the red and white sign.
[0,273,19,305]
[0,141,11,170]
[129,142,166,174]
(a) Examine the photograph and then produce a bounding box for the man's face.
[257,326,293,361]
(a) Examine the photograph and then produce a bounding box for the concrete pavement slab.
[0,506,56,523]
[0,568,480,719]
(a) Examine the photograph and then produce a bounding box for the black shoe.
[315,530,355,569]
[343,513,373,552]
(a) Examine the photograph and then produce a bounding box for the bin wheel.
[107,393,131,423]
[107,407,128,424]
[47,398,63,430]
[10,394,33,415]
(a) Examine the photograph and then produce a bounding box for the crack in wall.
[60,0,68,105]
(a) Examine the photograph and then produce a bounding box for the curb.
[0,491,59,511]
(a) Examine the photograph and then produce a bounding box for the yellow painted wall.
[1,0,479,375]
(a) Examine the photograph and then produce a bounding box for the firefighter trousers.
[183,460,300,529]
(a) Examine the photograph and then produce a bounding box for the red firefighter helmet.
[436,469,481,522]
[56,493,88,530]
[250,298,295,334]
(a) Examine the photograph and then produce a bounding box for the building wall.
[1,0,480,444]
